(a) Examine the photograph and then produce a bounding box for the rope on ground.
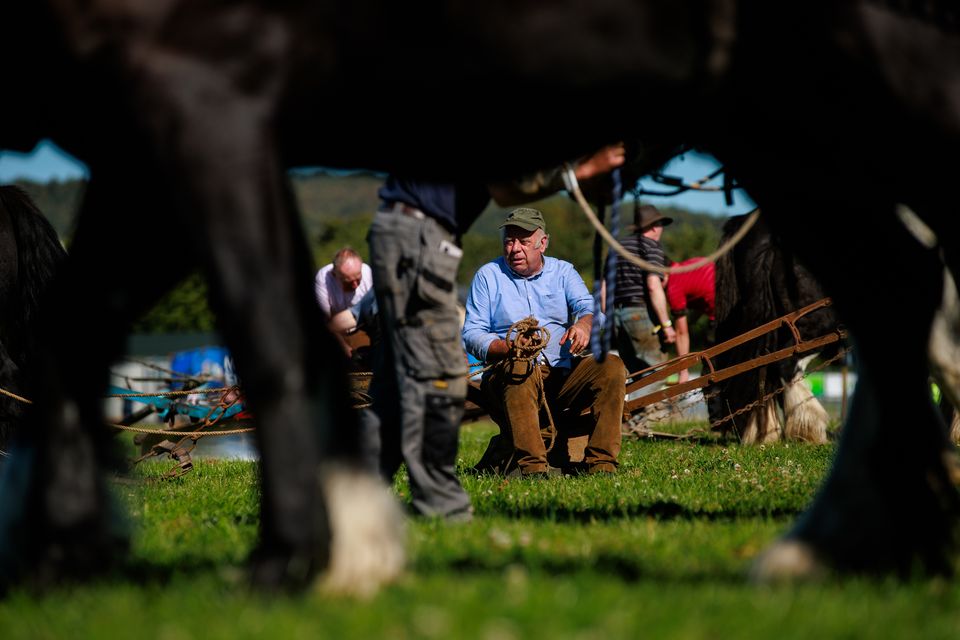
[105,386,238,399]
[109,422,255,437]
[125,382,246,474]
[3,385,238,404]
[1,384,239,404]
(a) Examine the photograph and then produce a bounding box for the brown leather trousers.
[480,355,625,474]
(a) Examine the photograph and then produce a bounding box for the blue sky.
[0,140,756,216]
[633,150,756,216]
[0,140,90,183]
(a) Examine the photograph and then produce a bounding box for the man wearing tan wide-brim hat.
[612,203,677,377]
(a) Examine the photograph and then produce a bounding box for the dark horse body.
[2,1,960,587]
[711,213,841,444]
[0,187,66,452]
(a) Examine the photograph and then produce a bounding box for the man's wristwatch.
[651,319,673,335]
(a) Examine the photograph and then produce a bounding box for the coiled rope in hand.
[505,316,551,364]
[502,316,558,454]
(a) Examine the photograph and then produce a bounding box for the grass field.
[2,421,959,639]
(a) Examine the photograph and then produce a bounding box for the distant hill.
[9,171,726,332]
[12,171,723,261]
[10,172,386,249]
[291,170,385,222]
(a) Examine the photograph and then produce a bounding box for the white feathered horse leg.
[783,354,830,444]
[900,205,960,445]
[741,399,782,444]
[929,268,960,446]
[752,201,960,581]
[317,463,407,599]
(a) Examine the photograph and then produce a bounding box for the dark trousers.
[367,210,471,518]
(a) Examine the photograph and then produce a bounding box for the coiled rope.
[500,317,558,456]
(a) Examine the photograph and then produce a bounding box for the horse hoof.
[316,463,406,599]
[749,538,829,584]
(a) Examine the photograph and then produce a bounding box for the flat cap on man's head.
[499,207,546,233]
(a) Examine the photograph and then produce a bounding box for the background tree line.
[14,172,726,334]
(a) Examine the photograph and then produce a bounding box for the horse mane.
[711,212,783,433]
[0,186,67,364]
[710,209,842,440]
[714,214,747,325]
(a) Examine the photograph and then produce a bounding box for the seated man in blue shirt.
[462,207,626,476]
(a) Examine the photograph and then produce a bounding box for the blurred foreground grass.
[2,421,958,639]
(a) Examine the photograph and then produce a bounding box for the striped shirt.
[666,258,715,320]
[613,234,665,307]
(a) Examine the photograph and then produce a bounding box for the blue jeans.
[613,305,666,376]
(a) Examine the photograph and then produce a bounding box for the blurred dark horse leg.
[0,2,367,594]
[0,169,192,589]
[183,151,353,589]
[744,180,959,577]
[0,187,67,452]
[917,204,960,446]
[0,198,20,452]
[122,51,360,587]
[0,149,354,592]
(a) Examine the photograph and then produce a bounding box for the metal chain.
[626,347,851,438]
[707,347,850,431]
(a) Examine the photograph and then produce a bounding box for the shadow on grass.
[413,552,750,585]
[0,556,246,602]
[471,500,804,522]
[122,555,247,585]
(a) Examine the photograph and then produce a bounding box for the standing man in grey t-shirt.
[612,204,677,376]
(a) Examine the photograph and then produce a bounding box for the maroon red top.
[666,258,715,320]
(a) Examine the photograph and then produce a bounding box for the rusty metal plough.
[620,298,848,438]
[113,370,374,478]
[109,383,251,478]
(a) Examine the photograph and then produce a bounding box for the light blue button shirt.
[462,256,601,369]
